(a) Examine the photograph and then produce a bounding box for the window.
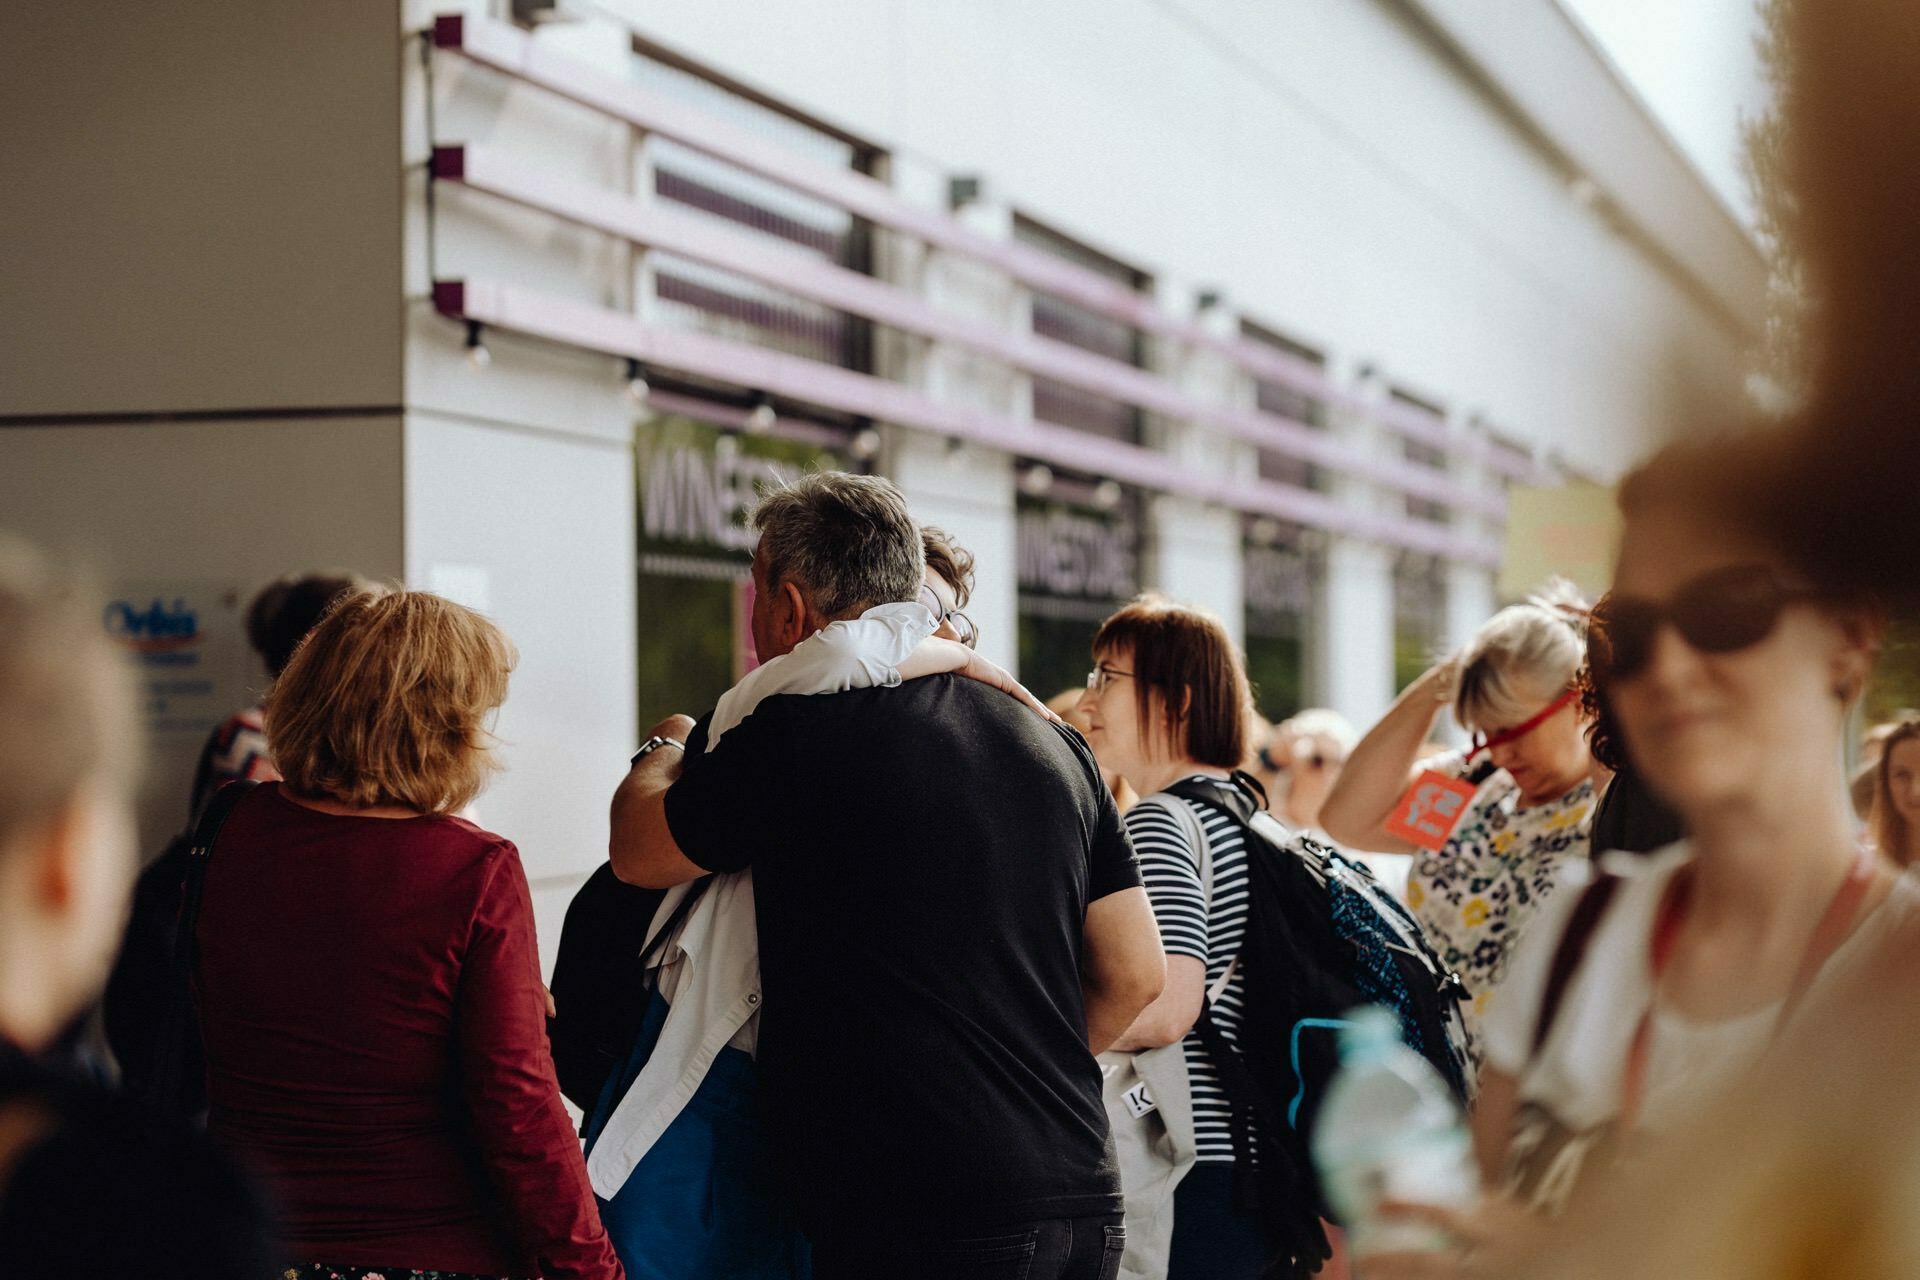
[1243,320,1329,492]
[1243,519,1321,721]
[1390,387,1451,525]
[633,414,846,731]
[1393,551,1447,696]
[631,43,877,374]
[1015,473,1145,701]
[1014,216,1149,445]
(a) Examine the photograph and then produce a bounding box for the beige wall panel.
[0,415,405,855]
[0,0,404,415]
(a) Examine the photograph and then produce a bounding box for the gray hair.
[1454,577,1590,732]
[749,470,925,620]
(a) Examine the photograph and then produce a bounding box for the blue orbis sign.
[101,582,248,740]
[103,596,201,663]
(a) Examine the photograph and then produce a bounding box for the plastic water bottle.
[1311,1005,1477,1260]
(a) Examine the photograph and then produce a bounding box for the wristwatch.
[631,735,685,766]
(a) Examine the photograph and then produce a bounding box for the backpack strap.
[1528,873,1621,1060]
[1133,790,1216,915]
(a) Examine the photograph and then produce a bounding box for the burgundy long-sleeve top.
[196,783,621,1279]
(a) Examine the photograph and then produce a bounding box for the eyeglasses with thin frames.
[916,584,979,649]
[1085,664,1134,693]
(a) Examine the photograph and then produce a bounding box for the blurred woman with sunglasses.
[1321,580,1600,1060]
[1363,436,1920,1280]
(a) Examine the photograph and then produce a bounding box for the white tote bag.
[1100,793,1221,1280]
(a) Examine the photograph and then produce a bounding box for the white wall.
[593,0,1752,475]
[403,410,637,976]
[0,417,406,856]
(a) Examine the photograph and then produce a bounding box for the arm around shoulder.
[609,717,710,888]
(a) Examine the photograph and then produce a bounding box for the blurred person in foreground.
[0,536,271,1278]
[1867,719,1920,867]
[188,570,362,822]
[1366,435,1920,1278]
[609,472,1164,1280]
[1320,581,1601,1058]
[1077,596,1286,1279]
[195,590,622,1280]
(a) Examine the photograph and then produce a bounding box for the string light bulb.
[1020,464,1054,497]
[849,428,882,460]
[464,321,490,369]
[745,395,776,434]
[625,358,650,403]
[1092,479,1123,510]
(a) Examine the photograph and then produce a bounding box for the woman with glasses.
[1075,596,1280,1280]
[1364,436,1920,1279]
[1867,719,1920,868]
[1320,580,1601,1061]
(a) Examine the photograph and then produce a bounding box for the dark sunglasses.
[916,584,978,649]
[1594,565,1822,681]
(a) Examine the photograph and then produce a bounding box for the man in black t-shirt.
[610,473,1165,1280]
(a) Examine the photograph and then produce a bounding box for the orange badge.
[1384,770,1481,852]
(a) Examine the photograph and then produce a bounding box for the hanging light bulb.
[463,321,490,370]
[745,395,776,434]
[1092,479,1123,510]
[1249,517,1282,545]
[849,427,882,460]
[624,358,650,403]
[1020,464,1054,497]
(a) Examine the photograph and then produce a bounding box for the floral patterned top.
[1405,748,1596,1064]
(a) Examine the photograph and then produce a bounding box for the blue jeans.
[810,1215,1125,1280]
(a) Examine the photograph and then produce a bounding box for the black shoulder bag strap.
[153,778,259,1111]
[1528,874,1621,1060]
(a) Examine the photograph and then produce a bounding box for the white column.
[1443,407,1499,651]
[1317,357,1397,728]
[1149,280,1247,646]
[880,162,1021,672]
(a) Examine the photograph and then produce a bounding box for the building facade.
[0,0,1762,967]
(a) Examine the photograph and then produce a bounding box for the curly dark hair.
[1579,592,1627,773]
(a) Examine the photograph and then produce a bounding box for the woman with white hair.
[1321,581,1600,1060]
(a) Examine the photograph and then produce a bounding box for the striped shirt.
[1126,777,1251,1162]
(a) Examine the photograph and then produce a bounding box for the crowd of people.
[1,414,1917,1280]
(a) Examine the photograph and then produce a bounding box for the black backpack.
[1167,773,1471,1274]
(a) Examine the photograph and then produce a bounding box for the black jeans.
[810,1214,1125,1280]
[1167,1162,1275,1280]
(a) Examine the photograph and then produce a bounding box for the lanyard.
[1466,688,1581,760]
[1619,848,1877,1125]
